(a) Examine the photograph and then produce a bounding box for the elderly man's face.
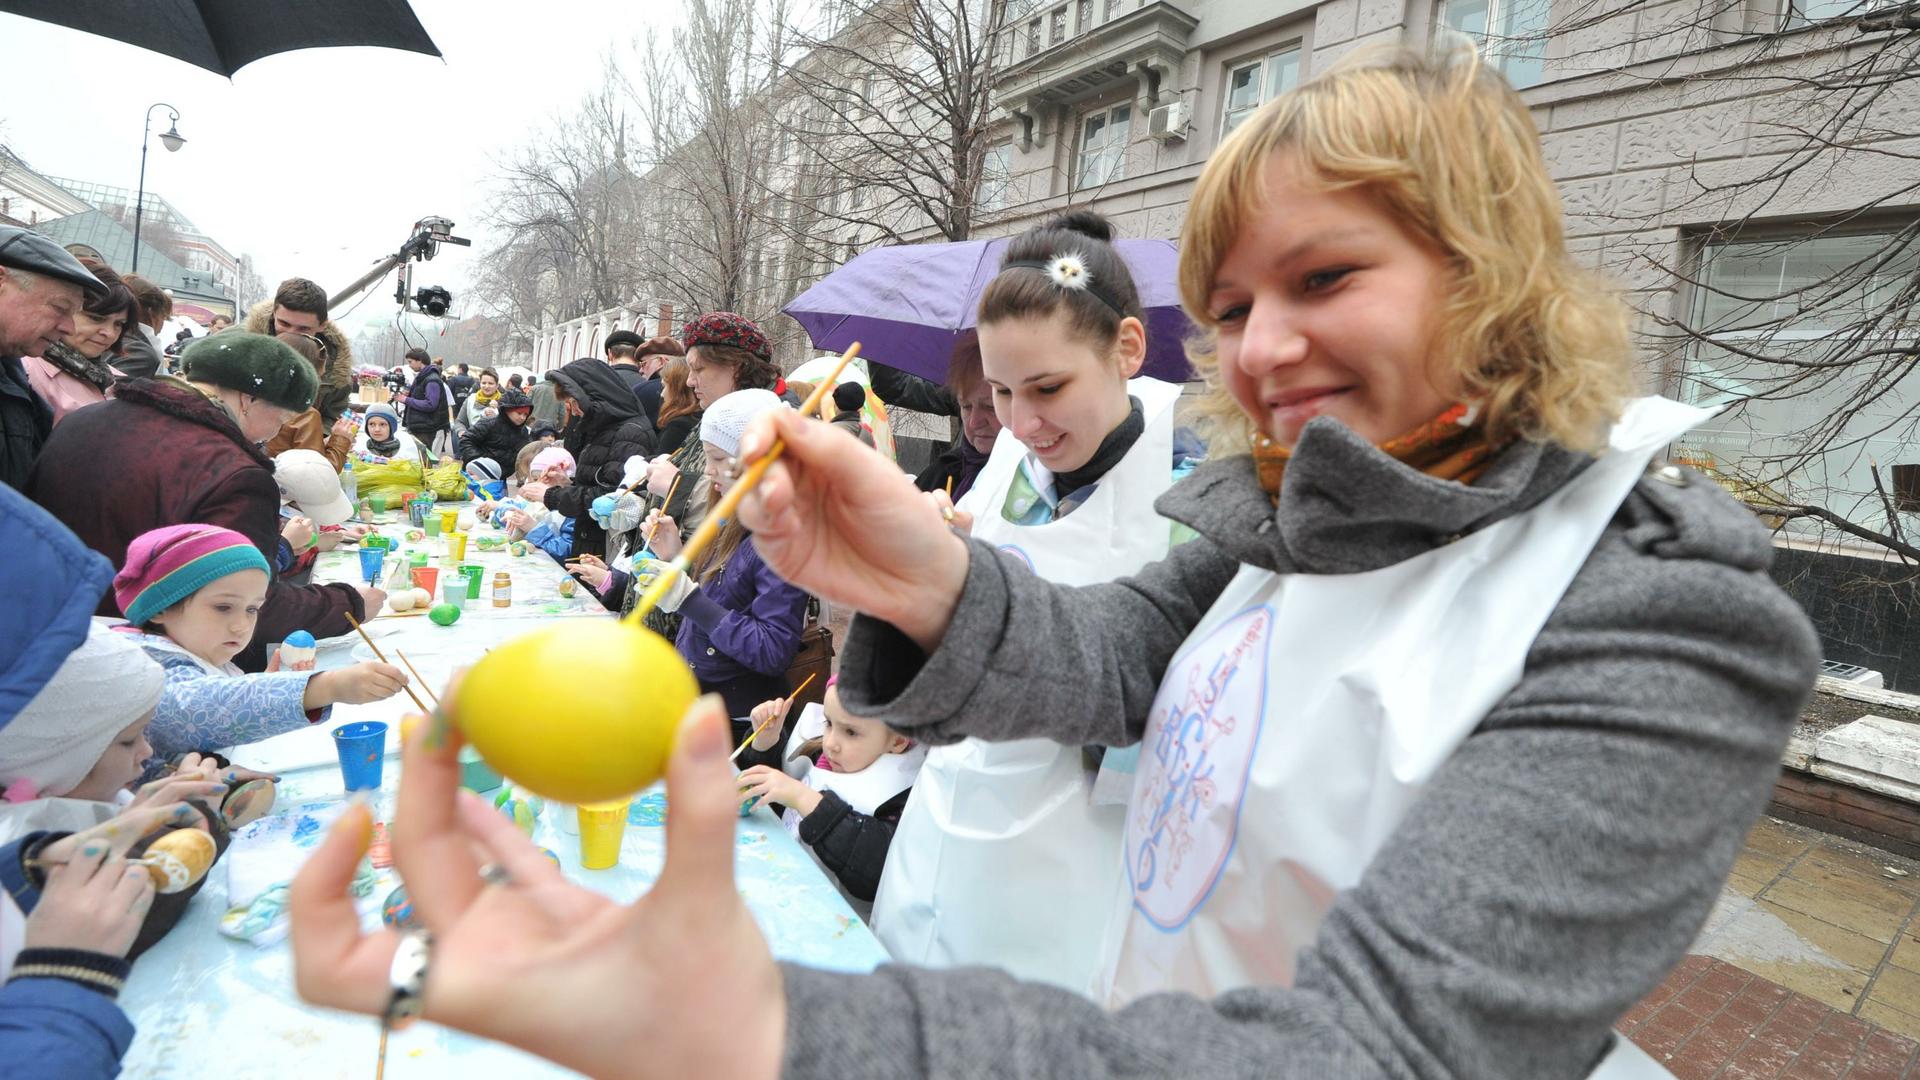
[0,270,83,358]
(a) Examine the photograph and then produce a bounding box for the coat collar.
[1154,415,1593,576]
[113,377,275,470]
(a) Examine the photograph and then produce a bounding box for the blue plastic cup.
[358,546,384,585]
[332,721,388,791]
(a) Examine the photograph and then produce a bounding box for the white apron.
[778,703,927,839]
[871,377,1183,992]
[1098,397,1707,1078]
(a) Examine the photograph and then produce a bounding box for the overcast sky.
[0,0,682,334]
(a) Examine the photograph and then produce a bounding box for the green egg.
[428,603,461,626]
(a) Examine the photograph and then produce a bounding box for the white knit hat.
[0,620,164,799]
[700,388,785,458]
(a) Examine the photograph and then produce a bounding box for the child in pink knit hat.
[112,525,410,771]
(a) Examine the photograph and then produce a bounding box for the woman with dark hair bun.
[22,258,140,422]
[870,209,1199,992]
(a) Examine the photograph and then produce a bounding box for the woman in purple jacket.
[633,388,806,724]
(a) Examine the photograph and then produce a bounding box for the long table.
[114,507,889,1077]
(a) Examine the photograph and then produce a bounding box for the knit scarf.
[40,340,118,393]
[472,388,500,408]
[365,427,401,457]
[1253,404,1499,502]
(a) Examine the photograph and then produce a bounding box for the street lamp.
[131,103,185,275]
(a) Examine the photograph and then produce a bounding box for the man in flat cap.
[0,226,104,487]
[603,329,682,427]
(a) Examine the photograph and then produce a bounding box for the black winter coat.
[459,413,530,484]
[400,366,450,437]
[542,359,658,558]
[0,356,50,489]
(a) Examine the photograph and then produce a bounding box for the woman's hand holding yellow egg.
[288,692,786,1080]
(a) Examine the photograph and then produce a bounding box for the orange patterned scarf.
[1253,403,1499,501]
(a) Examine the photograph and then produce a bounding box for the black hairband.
[1001,257,1127,317]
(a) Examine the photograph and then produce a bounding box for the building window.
[1221,45,1302,136]
[1677,229,1920,537]
[979,143,1014,212]
[1075,104,1131,190]
[1781,0,1885,26]
[1440,0,1549,89]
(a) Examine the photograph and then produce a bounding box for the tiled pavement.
[1621,817,1920,1077]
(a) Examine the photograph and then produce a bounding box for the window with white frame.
[1440,0,1549,89]
[1780,0,1888,27]
[1677,229,1920,537]
[1075,104,1131,191]
[1222,45,1302,136]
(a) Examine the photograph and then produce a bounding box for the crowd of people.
[0,45,1825,1080]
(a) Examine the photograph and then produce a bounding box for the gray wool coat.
[789,414,1820,1080]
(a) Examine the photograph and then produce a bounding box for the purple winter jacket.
[675,536,808,685]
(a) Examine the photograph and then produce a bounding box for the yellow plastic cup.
[438,508,459,534]
[446,531,468,562]
[577,799,630,869]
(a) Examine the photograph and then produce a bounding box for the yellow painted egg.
[454,621,696,803]
[143,829,217,894]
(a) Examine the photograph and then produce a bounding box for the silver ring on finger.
[478,862,511,887]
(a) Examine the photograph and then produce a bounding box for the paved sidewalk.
[1620,816,1920,1077]
[1622,956,1919,1077]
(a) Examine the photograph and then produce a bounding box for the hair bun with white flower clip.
[1046,254,1090,291]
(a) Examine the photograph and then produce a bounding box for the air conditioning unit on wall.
[1148,101,1188,142]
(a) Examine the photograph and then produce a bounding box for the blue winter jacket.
[0,486,133,1077]
[526,515,576,564]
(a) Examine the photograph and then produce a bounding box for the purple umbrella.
[782,238,1193,385]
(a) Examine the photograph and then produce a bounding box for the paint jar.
[577,799,630,869]
[492,572,512,608]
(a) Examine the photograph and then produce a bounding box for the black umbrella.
[1,0,441,78]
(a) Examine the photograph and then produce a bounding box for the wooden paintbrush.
[626,343,862,624]
[729,672,818,763]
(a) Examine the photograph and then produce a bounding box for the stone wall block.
[1541,123,1621,179]
[1559,173,1666,236]
[1314,0,1360,47]
[1617,98,1753,170]
[1355,0,1404,38]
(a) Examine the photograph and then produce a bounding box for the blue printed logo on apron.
[1127,604,1273,931]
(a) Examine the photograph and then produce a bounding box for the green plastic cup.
[462,564,485,599]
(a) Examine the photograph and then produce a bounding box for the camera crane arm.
[328,216,471,313]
